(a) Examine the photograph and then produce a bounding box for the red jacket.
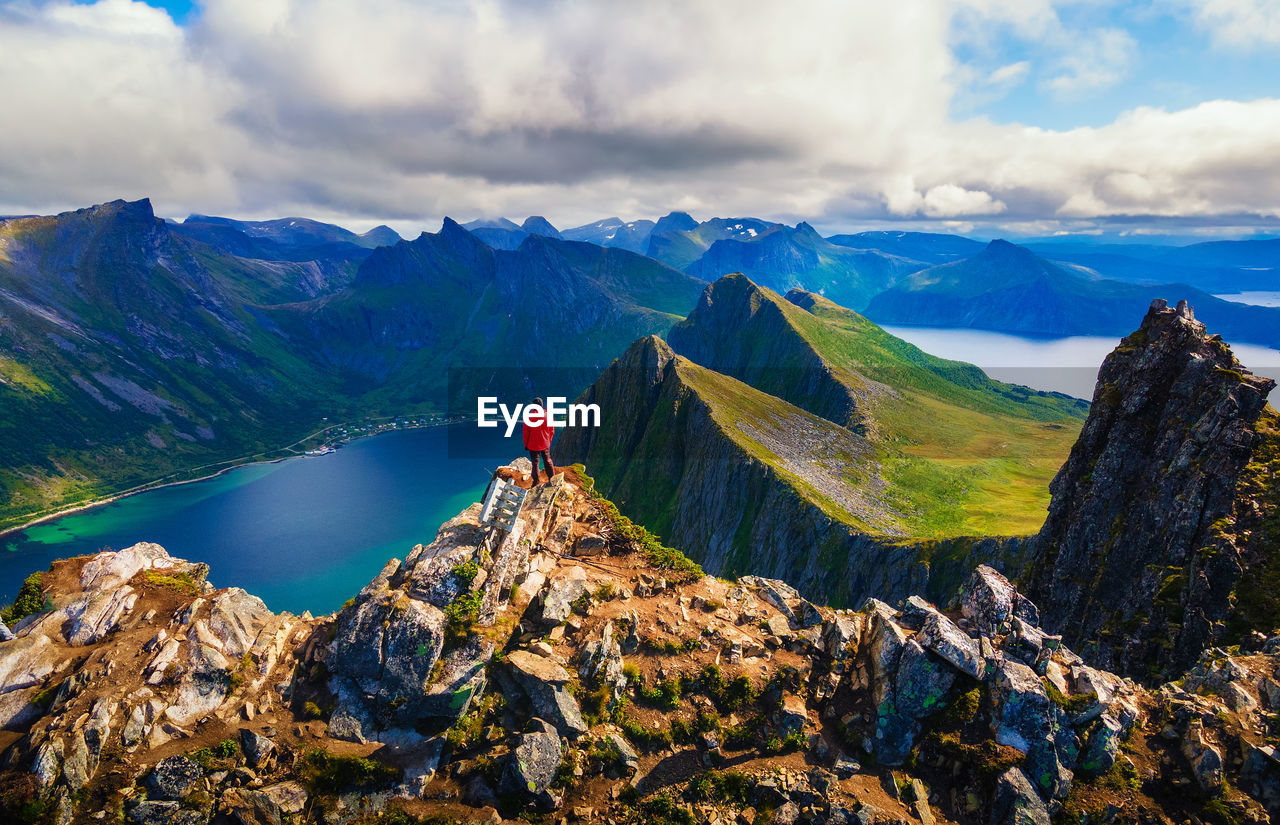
[522,407,555,451]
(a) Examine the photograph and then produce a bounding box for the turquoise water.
[0,426,505,614]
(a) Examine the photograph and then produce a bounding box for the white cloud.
[987,61,1031,86]
[1043,27,1136,95]
[1173,0,1280,47]
[0,0,1277,236]
[922,185,1008,217]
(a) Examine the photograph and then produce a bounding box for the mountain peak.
[653,210,698,234]
[1026,298,1277,676]
[520,216,560,237]
[793,221,822,240]
[79,197,156,224]
[439,216,470,238]
[981,238,1035,259]
[360,225,401,247]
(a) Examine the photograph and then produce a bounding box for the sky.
[3,0,1280,239]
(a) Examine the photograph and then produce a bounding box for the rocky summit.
[1025,298,1279,679]
[3,456,1280,824]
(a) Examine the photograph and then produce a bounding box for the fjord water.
[881,325,1280,401]
[0,426,504,614]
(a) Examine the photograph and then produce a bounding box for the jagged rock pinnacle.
[1025,299,1277,677]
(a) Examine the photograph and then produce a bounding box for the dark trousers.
[529,450,555,483]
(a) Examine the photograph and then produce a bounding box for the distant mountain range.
[3,197,1278,529]
[0,200,701,528]
[462,212,1280,344]
[863,239,1280,345]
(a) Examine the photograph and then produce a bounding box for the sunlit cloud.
[0,0,1277,237]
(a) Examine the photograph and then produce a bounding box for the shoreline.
[0,416,463,542]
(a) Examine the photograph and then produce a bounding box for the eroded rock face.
[0,541,312,821]
[333,590,445,707]
[499,719,563,807]
[1025,299,1278,677]
[5,456,1279,823]
[505,651,588,738]
[325,472,570,742]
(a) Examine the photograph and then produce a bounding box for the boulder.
[607,732,639,775]
[871,701,920,767]
[1241,743,1280,814]
[0,619,14,642]
[1024,735,1073,800]
[899,595,940,629]
[126,800,182,825]
[258,781,307,815]
[579,621,626,702]
[916,611,984,680]
[32,739,63,791]
[540,567,588,625]
[0,686,43,729]
[0,633,58,694]
[65,585,139,645]
[989,767,1050,825]
[989,660,1052,753]
[165,643,231,726]
[894,639,957,719]
[962,565,1039,634]
[775,694,808,737]
[821,613,861,660]
[240,730,277,770]
[499,719,563,802]
[330,589,445,723]
[61,730,92,791]
[397,737,447,796]
[866,608,908,705]
[207,589,273,658]
[742,577,802,620]
[770,801,801,825]
[146,755,204,801]
[1077,714,1123,778]
[419,637,492,722]
[506,651,587,738]
[1181,717,1224,794]
[220,787,282,825]
[80,542,170,590]
[326,678,378,744]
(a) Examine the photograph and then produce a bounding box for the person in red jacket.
[522,397,556,486]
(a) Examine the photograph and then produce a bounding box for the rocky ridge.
[2,461,1279,824]
[557,332,1041,611]
[1025,298,1279,679]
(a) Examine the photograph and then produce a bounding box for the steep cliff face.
[557,336,1027,608]
[558,275,1086,607]
[1024,298,1278,678]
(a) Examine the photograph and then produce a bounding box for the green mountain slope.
[0,202,706,530]
[271,220,706,409]
[557,275,1090,606]
[556,334,1036,608]
[0,200,337,526]
[663,274,1087,536]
